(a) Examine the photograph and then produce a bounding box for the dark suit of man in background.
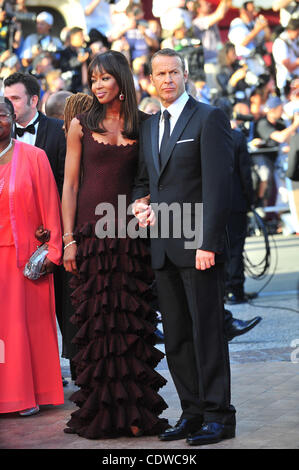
[4,72,66,196]
[226,127,255,300]
[224,127,262,329]
[132,49,236,446]
[4,73,67,384]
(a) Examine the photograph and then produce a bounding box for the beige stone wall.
[26,0,86,29]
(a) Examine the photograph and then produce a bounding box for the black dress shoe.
[225,292,248,304]
[158,417,202,441]
[186,422,235,446]
[225,316,262,342]
[225,291,258,304]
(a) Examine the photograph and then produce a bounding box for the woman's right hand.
[35,225,50,243]
[63,243,79,276]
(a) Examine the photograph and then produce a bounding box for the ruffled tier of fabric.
[65,222,169,439]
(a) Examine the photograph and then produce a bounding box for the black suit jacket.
[231,128,254,213]
[132,95,234,269]
[15,112,66,197]
[35,112,66,197]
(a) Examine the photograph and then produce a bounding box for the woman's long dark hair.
[83,51,139,140]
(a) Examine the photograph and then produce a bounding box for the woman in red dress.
[62,51,168,439]
[0,97,64,416]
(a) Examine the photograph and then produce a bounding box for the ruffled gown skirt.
[65,222,169,439]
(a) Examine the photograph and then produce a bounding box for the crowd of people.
[0,0,298,233]
[0,0,298,447]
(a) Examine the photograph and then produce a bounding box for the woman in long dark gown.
[61,51,168,439]
[61,92,93,380]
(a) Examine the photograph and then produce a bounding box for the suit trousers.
[225,212,247,297]
[155,256,235,425]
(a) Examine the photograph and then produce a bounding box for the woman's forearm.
[84,0,101,16]
[61,184,79,237]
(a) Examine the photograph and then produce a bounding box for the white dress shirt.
[15,112,39,146]
[159,91,190,149]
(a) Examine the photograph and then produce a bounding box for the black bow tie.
[15,114,40,138]
[16,124,36,137]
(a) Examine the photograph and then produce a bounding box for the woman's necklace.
[0,139,12,161]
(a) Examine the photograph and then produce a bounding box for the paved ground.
[1,234,299,455]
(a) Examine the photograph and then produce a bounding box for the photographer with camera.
[228,1,271,77]
[252,96,299,209]
[20,11,62,70]
[272,18,299,98]
[0,1,23,82]
[123,5,159,62]
[273,0,299,28]
[216,42,250,100]
[192,0,231,60]
[59,27,90,93]
[0,1,21,54]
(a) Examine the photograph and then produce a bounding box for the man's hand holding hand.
[132,197,156,227]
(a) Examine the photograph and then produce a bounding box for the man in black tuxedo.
[3,72,66,196]
[132,49,236,446]
[4,72,67,384]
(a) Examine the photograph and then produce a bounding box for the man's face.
[4,82,36,125]
[36,20,51,36]
[242,2,256,21]
[16,0,26,8]
[288,29,299,40]
[227,46,237,64]
[0,8,6,22]
[150,55,188,108]
[268,104,283,121]
[197,0,211,16]
[70,31,84,48]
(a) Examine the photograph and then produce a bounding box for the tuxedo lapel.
[150,111,160,176]
[160,98,197,176]
[35,112,47,150]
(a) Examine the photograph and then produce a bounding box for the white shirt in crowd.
[80,0,113,36]
[277,0,299,28]
[152,0,192,31]
[228,17,265,59]
[272,31,299,91]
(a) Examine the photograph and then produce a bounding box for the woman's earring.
[119,92,125,101]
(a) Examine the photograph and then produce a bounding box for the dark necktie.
[15,114,40,138]
[159,109,171,169]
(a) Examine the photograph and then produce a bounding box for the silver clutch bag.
[23,243,48,280]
